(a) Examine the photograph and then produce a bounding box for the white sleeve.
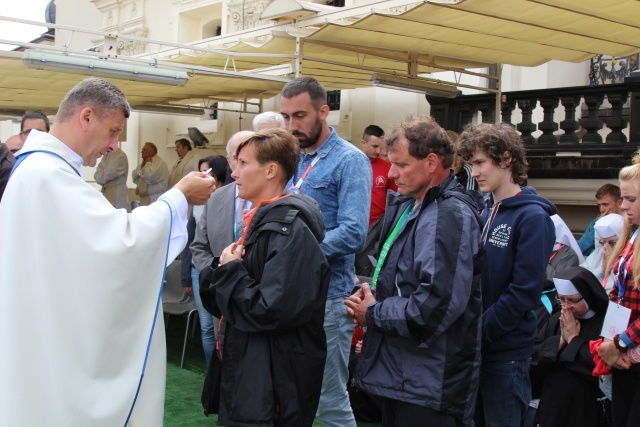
[144,159,169,185]
[94,159,106,184]
[132,165,142,183]
[100,153,128,182]
[155,188,189,264]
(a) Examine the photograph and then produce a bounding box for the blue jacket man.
[347,116,484,426]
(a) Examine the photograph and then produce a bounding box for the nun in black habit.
[531,266,610,427]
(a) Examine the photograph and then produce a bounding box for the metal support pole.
[495,64,503,123]
[295,37,303,77]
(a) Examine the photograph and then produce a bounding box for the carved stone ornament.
[590,54,640,85]
[91,0,149,56]
[228,0,271,32]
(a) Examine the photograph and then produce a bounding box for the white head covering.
[553,278,579,295]
[594,213,624,240]
[553,276,595,318]
[551,214,585,263]
[553,267,609,320]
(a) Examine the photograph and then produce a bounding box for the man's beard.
[292,118,323,149]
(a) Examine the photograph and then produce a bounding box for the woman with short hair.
[200,128,330,426]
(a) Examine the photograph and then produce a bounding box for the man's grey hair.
[226,130,254,157]
[252,111,285,132]
[55,78,131,123]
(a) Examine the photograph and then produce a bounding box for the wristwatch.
[614,334,628,353]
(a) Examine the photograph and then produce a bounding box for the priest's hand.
[174,171,216,205]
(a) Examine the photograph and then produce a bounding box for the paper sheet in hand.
[601,301,632,339]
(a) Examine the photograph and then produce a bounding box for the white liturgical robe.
[0,130,189,426]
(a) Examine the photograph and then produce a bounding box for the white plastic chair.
[163,260,198,368]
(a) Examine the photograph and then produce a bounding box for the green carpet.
[163,313,381,427]
[165,362,214,426]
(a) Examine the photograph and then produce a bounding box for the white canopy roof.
[1,0,639,114]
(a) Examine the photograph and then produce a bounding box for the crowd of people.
[1,75,639,427]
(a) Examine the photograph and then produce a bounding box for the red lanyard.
[237,194,292,245]
[291,155,320,190]
[548,244,565,263]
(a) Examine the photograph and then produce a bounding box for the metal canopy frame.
[2,0,640,116]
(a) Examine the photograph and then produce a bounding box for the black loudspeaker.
[188,127,209,147]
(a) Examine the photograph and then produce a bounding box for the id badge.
[601,301,632,339]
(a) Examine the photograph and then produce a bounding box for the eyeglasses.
[599,239,618,247]
[21,129,35,136]
[556,296,584,306]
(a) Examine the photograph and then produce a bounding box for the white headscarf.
[594,213,624,243]
[551,214,585,264]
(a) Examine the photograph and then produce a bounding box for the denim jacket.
[288,127,372,298]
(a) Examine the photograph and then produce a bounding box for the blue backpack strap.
[541,287,556,314]
[11,150,80,178]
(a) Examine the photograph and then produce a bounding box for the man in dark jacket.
[346,115,484,427]
[459,123,556,427]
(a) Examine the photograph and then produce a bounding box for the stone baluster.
[501,99,517,125]
[516,98,538,145]
[537,97,559,144]
[477,102,495,123]
[558,96,581,144]
[458,103,478,128]
[581,94,604,143]
[605,91,629,143]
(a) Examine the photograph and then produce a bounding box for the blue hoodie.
[481,186,556,361]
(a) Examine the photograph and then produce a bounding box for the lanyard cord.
[370,201,415,291]
[293,155,320,189]
[237,194,292,246]
[123,200,173,426]
[615,230,638,302]
[233,198,251,241]
[481,201,501,245]
[548,244,565,263]
[233,200,239,241]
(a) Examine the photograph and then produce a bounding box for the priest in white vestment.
[0,78,216,427]
[132,142,169,206]
[168,138,200,188]
[95,147,131,211]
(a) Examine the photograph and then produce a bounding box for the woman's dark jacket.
[201,194,330,427]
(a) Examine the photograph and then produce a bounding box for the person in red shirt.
[361,125,398,226]
[355,125,398,277]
